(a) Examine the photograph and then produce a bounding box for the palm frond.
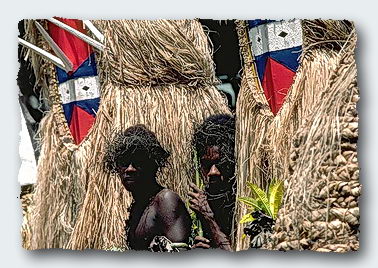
[239,213,254,224]
[238,197,262,211]
[268,180,284,220]
[247,182,272,217]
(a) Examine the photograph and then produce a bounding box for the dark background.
[200,19,242,110]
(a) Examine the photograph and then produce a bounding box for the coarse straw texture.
[23,19,230,250]
[266,21,359,252]
[95,20,218,87]
[234,20,359,251]
[20,185,34,250]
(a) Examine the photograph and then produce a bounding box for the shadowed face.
[200,146,233,195]
[116,151,157,192]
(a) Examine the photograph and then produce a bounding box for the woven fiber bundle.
[24,19,230,250]
[20,185,34,250]
[266,22,359,252]
[234,20,359,251]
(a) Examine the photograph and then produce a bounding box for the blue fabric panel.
[63,102,74,124]
[247,19,275,29]
[255,53,269,82]
[56,53,98,84]
[269,46,302,73]
[62,97,100,124]
[254,46,302,81]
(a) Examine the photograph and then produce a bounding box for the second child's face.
[200,146,226,194]
[200,146,235,195]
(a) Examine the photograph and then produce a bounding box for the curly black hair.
[104,124,170,174]
[193,114,236,178]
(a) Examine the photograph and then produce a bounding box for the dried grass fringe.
[234,20,359,251]
[20,185,34,250]
[23,19,230,250]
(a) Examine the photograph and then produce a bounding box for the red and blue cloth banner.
[248,19,302,115]
[48,18,100,144]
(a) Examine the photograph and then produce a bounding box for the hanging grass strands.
[24,19,231,250]
[234,19,359,252]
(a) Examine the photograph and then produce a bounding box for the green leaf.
[268,180,284,220]
[247,182,272,217]
[238,197,262,210]
[268,180,276,198]
[257,199,265,211]
[191,151,203,237]
[239,213,255,224]
[193,150,204,190]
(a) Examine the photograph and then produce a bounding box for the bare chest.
[127,201,161,250]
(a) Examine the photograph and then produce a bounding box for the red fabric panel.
[48,18,92,73]
[69,105,95,144]
[262,57,295,115]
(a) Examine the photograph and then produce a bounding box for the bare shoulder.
[155,189,188,218]
[155,189,182,204]
[154,189,191,239]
